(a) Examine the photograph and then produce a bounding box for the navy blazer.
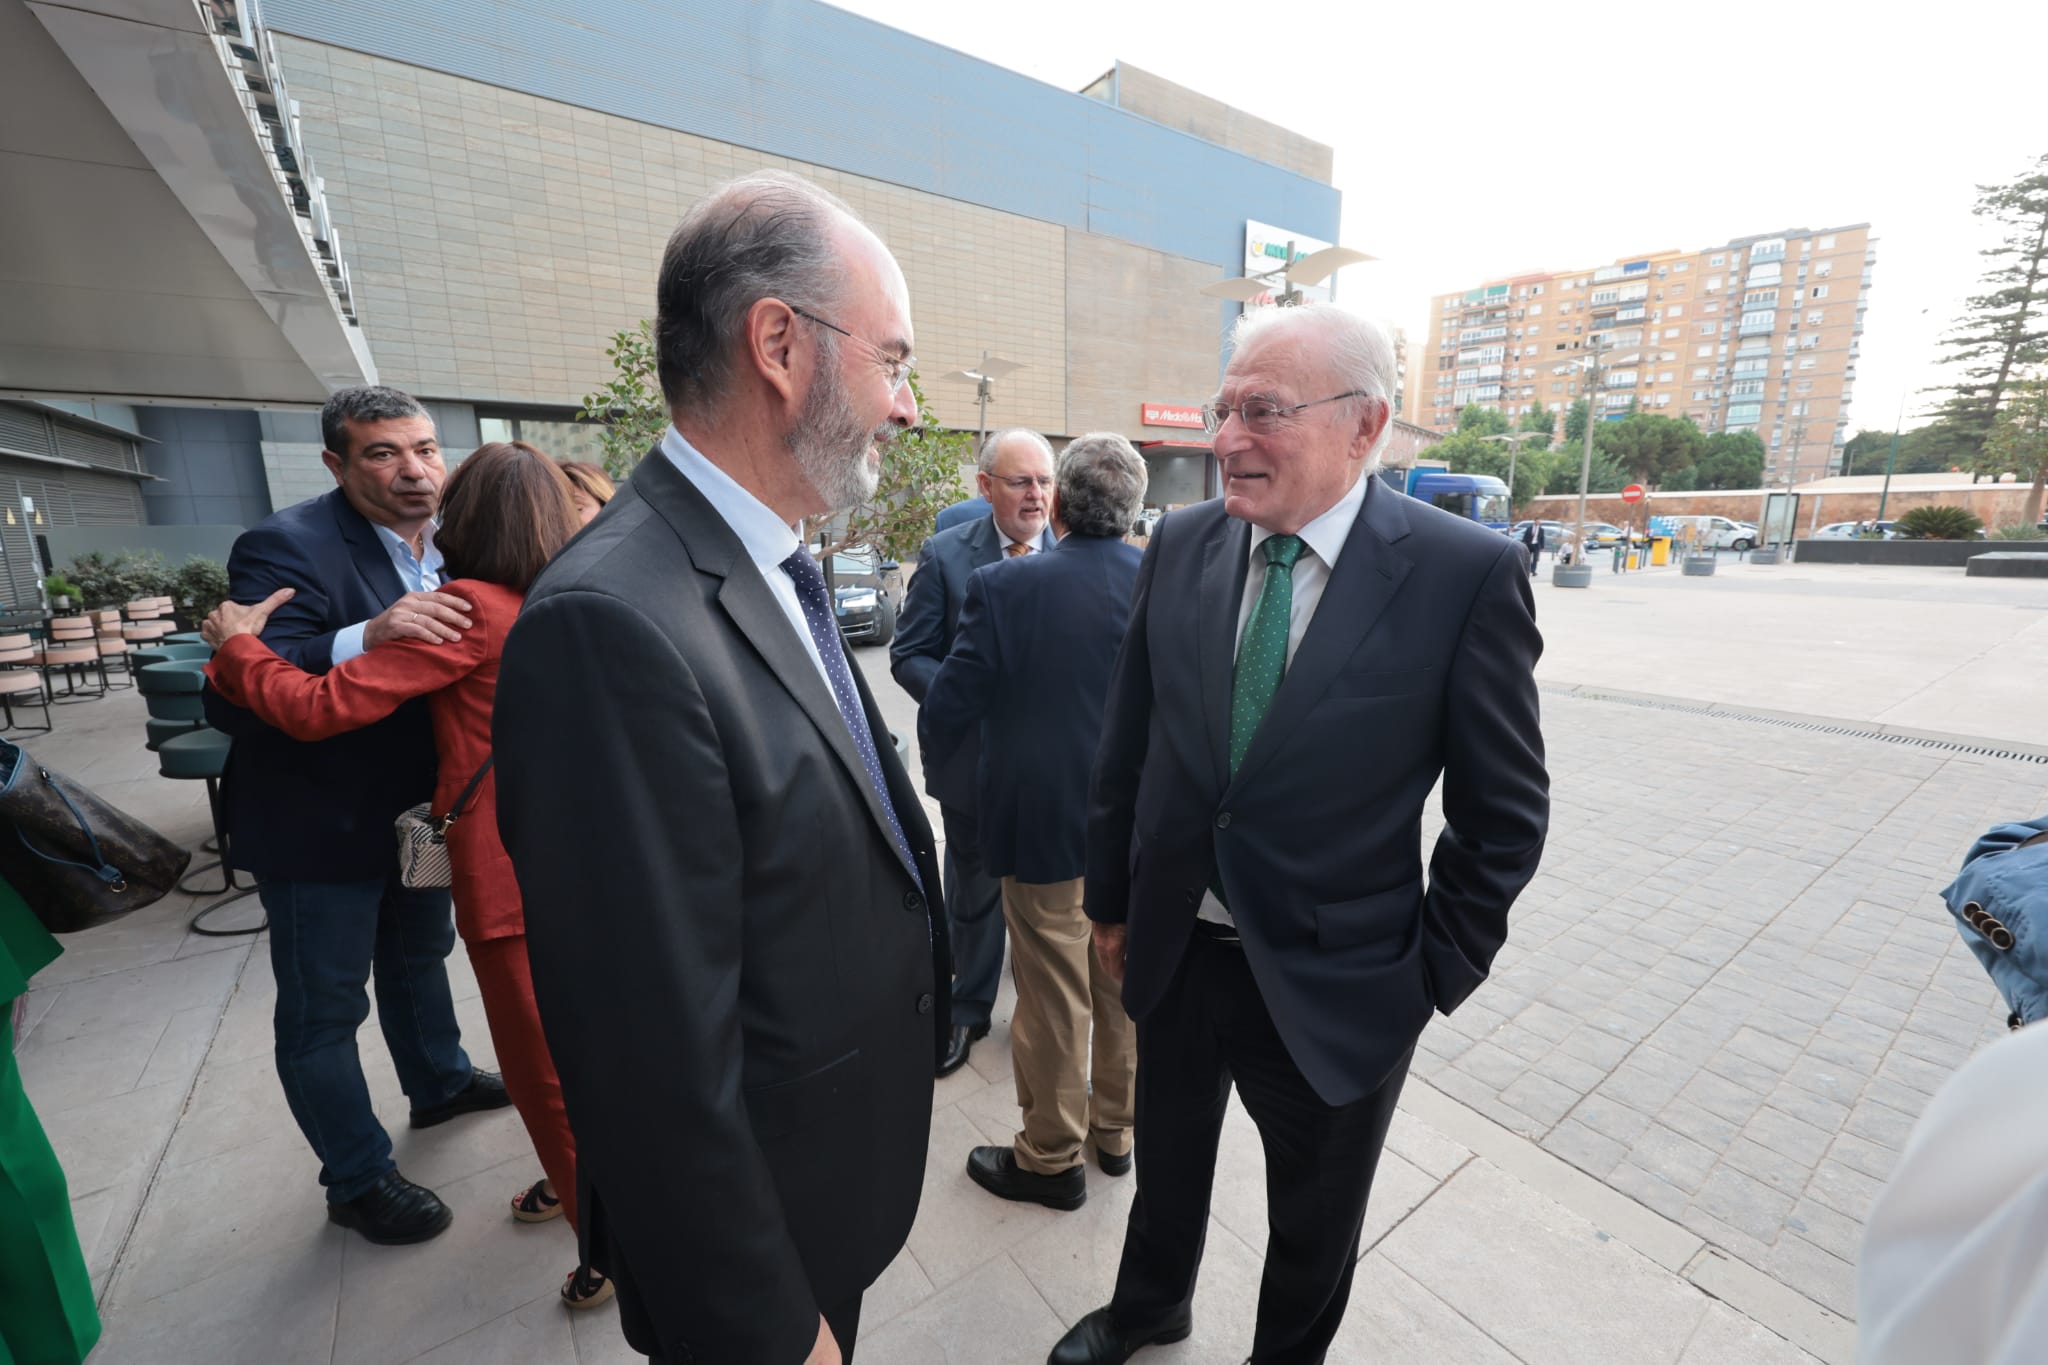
[933,496,992,532]
[889,512,1051,808]
[919,534,1143,885]
[203,489,438,881]
[1085,476,1549,1107]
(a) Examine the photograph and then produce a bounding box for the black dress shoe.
[327,1170,452,1244]
[1047,1306,1193,1365]
[409,1068,513,1129]
[936,1022,990,1078]
[1094,1143,1133,1177]
[966,1145,1086,1211]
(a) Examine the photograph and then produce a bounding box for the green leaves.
[813,373,972,566]
[1893,505,1985,539]
[576,321,669,481]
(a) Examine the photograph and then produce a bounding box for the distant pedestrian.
[1519,519,1544,575]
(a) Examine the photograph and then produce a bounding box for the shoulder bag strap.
[435,756,495,835]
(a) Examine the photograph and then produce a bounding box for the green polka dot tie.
[1229,534,1305,775]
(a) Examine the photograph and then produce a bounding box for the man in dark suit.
[205,384,509,1244]
[1519,516,1545,574]
[892,428,1056,1077]
[920,433,1148,1213]
[1051,305,1549,1365]
[494,171,945,1365]
[934,493,992,531]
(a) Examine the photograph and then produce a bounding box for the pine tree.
[1935,154,2048,442]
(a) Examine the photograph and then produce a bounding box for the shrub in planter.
[1893,505,1984,540]
[42,574,81,608]
[171,557,231,624]
[63,551,122,608]
[1994,523,2046,541]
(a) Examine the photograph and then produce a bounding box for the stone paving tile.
[1418,692,2039,1311]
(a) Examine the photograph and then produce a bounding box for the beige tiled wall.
[1064,232,1227,439]
[274,37,1068,437]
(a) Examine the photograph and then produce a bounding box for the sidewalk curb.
[1542,683,2048,763]
[1404,1080,1856,1364]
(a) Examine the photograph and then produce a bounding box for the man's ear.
[743,298,802,407]
[320,448,346,483]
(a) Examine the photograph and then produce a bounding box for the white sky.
[831,0,2041,434]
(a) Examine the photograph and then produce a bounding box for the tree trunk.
[2026,463,2047,531]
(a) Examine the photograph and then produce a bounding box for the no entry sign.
[1621,484,1646,503]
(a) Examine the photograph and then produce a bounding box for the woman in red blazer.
[202,442,609,1309]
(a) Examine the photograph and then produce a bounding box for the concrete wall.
[1527,483,2046,532]
[135,407,273,528]
[1104,63,1334,184]
[1064,231,1228,439]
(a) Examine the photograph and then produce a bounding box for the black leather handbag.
[0,736,191,933]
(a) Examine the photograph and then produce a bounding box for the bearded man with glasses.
[892,427,1058,1078]
[1049,303,1549,1365]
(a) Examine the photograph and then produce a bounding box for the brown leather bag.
[0,738,191,933]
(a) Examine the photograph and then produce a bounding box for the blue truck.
[1387,464,1512,530]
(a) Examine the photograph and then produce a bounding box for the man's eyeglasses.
[989,475,1053,492]
[1200,390,1371,436]
[790,305,916,395]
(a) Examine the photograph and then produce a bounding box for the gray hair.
[654,170,856,410]
[1057,433,1149,538]
[976,427,1055,476]
[1228,304,1397,467]
[321,385,429,458]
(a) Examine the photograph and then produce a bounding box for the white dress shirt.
[659,425,836,694]
[330,520,445,665]
[994,515,1055,555]
[1198,472,1371,928]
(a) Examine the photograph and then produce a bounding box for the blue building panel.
[262,0,1340,272]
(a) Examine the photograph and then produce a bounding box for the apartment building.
[1410,225,1873,479]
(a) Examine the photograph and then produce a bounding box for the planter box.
[1682,557,1717,577]
[1967,553,2048,579]
[1552,563,1594,589]
[1793,539,2048,567]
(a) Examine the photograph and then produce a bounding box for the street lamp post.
[1876,391,1909,523]
[1550,343,1632,588]
[1482,430,1546,510]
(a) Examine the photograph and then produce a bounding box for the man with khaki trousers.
[919,433,1148,1209]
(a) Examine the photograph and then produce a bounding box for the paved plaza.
[14,557,2046,1364]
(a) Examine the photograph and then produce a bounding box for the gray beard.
[790,347,886,513]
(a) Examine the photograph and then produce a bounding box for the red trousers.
[467,934,577,1228]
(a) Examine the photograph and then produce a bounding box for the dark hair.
[435,442,579,592]
[320,385,430,458]
[654,171,853,410]
[559,460,616,506]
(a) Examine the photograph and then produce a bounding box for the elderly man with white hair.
[1052,303,1550,1365]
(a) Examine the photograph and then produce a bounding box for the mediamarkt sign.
[1141,403,1205,429]
[1243,219,1337,308]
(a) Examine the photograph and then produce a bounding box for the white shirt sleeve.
[330,621,370,665]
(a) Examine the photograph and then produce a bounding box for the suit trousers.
[467,933,577,1228]
[1107,933,1413,1365]
[1000,877,1136,1174]
[940,805,1005,1029]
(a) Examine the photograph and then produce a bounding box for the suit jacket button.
[916,993,934,1014]
[1215,812,1231,829]
[905,890,925,913]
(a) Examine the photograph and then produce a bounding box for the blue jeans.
[260,874,472,1202]
[941,805,1006,1030]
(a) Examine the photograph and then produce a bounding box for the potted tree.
[42,573,81,612]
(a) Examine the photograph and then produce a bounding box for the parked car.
[1580,522,1627,549]
[829,546,900,647]
[1813,520,1897,540]
[1697,516,1758,551]
[1508,519,1571,546]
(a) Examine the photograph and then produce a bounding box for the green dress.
[0,875,101,1365]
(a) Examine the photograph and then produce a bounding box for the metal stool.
[155,721,264,936]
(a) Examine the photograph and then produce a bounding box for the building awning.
[0,0,374,405]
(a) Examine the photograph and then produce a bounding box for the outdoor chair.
[0,633,51,734]
[154,723,262,932]
[36,628,108,701]
[136,659,209,751]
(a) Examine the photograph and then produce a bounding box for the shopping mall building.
[0,0,1435,609]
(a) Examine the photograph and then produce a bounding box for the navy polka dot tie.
[779,549,924,896]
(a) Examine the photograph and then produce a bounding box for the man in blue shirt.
[205,386,508,1245]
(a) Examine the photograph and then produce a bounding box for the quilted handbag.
[395,756,493,890]
[0,736,191,933]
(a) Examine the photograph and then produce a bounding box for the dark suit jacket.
[920,534,1144,885]
[1085,476,1548,1107]
[205,580,520,943]
[493,448,946,1365]
[202,489,437,881]
[890,513,1051,808]
[934,495,992,531]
